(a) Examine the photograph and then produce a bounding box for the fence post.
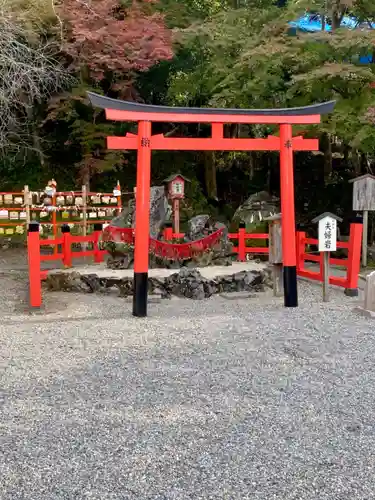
[238,221,246,262]
[163,222,173,241]
[27,221,42,308]
[24,185,31,227]
[345,216,363,296]
[82,184,87,250]
[116,180,122,216]
[295,230,306,273]
[61,224,72,268]
[52,192,58,255]
[93,223,104,263]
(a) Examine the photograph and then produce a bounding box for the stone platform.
[46,262,271,299]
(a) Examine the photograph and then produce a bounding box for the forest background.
[1,0,375,225]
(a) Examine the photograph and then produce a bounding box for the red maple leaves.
[60,0,173,81]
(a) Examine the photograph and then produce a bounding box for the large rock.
[109,186,170,238]
[233,191,279,225]
[148,186,170,238]
[185,214,210,241]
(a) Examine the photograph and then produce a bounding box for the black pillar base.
[133,272,148,317]
[344,288,358,297]
[283,266,298,307]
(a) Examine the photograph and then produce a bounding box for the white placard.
[318,216,337,252]
[172,181,184,195]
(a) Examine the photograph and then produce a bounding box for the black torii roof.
[87,92,335,117]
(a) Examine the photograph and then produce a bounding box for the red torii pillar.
[279,123,297,305]
[133,121,152,314]
[87,93,335,316]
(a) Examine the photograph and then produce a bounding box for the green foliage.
[2,0,375,223]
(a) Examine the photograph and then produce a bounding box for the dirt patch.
[0,248,87,317]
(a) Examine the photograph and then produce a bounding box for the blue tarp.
[289,13,374,63]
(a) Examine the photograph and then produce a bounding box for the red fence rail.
[296,221,362,293]
[103,225,269,261]
[27,221,362,307]
[161,226,269,261]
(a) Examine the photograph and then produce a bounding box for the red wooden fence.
[27,221,362,308]
[296,221,362,293]
[105,224,269,262]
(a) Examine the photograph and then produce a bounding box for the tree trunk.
[331,1,345,31]
[204,152,218,200]
[351,149,361,177]
[229,123,239,138]
[27,102,45,166]
[31,125,45,167]
[248,152,255,180]
[81,165,91,193]
[321,132,332,184]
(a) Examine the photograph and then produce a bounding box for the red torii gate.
[88,93,335,317]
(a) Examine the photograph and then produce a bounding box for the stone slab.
[48,261,267,280]
[124,295,162,303]
[353,306,375,318]
[219,292,257,300]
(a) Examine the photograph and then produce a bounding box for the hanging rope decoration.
[103,226,225,261]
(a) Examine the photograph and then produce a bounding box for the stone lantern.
[163,174,190,234]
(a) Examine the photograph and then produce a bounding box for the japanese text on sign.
[172,182,183,195]
[318,217,337,252]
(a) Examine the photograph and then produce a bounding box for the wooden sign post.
[349,174,375,268]
[265,213,283,296]
[354,271,375,318]
[312,212,343,302]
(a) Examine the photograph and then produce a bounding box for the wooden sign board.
[318,216,337,252]
[350,174,375,211]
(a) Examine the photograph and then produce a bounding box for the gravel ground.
[1,251,375,499]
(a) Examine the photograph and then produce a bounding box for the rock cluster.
[233,191,279,225]
[106,237,235,270]
[46,268,272,299]
[109,185,169,238]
